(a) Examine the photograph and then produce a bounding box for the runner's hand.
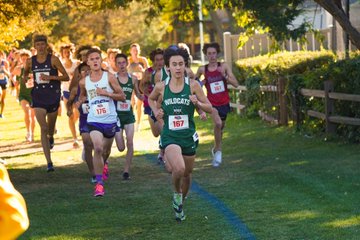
[199,112,207,121]
[155,108,164,120]
[189,95,198,106]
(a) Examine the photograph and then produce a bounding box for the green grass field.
[1,93,359,240]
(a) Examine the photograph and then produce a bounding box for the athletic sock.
[96,174,103,185]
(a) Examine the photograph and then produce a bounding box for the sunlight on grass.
[278,210,318,220]
[323,216,360,228]
[44,235,94,240]
[242,131,256,137]
[288,161,309,166]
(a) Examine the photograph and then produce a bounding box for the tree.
[314,0,360,49]
[1,0,360,51]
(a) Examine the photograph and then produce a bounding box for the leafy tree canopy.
[1,0,360,51]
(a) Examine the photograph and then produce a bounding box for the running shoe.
[47,162,55,172]
[0,114,3,118]
[173,192,185,222]
[212,148,222,167]
[73,140,80,149]
[122,172,130,180]
[102,161,109,181]
[49,137,55,150]
[93,183,105,197]
[157,153,164,165]
[91,176,97,184]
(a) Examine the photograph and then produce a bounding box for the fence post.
[324,80,336,134]
[291,90,301,130]
[278,76,288,126]
[223,32,232,71]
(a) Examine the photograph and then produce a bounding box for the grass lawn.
[1,93,359,240]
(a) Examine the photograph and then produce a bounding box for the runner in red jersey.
[195,42,239,167]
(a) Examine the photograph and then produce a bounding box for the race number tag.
[210,81,225,94]
[169,115,189,131]
[25,79,34,88]
[93,102,110,116]
[81,103,90,114]
[35,72,50,84]
[117,100,131,111]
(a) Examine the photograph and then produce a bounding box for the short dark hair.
[149,48,164,62]
[86,48,102,58]
[115,53,128,62]
[33,34,48,44]
[78,62,89,74]
[202,42,220,55]
[75,45,92,60]
[164,46,189,67]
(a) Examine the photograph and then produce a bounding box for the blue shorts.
[79,115,90,134]
[0,83,7,90]
[31,102,60,113]
[213,104,231,121]
[62,91,70,100]
[87,122,117,138]
[144,106,157,122]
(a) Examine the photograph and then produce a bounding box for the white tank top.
[61,59,78,91]
[85,72,117,124]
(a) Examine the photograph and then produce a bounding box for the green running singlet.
[116,73,135,127]
[160,77,198,156]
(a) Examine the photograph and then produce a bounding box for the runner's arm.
[132,76,144,100]
[148,82,164,120]
[22,58,31,85]
[222,63,239,88]
[190,80,212,114]
[195,65,206,85]
[76,78,87,108]
[105,73,126,101]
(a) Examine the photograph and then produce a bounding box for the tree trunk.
[315,0,360,49]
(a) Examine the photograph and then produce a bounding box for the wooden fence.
[223,29,332,68]
[228,80,360,134]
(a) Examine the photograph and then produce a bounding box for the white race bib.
[117,100,131,111]
[81,103,89,114]
[210,81,225,94]
[25,80,34,88]
[93,102,110,116]
[169,115,189,131]
[35,72,50,84]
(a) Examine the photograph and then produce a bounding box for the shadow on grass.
[7,113,360,239]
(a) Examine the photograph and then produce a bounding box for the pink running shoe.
[102,162,109,181]
[94,183,105,197]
